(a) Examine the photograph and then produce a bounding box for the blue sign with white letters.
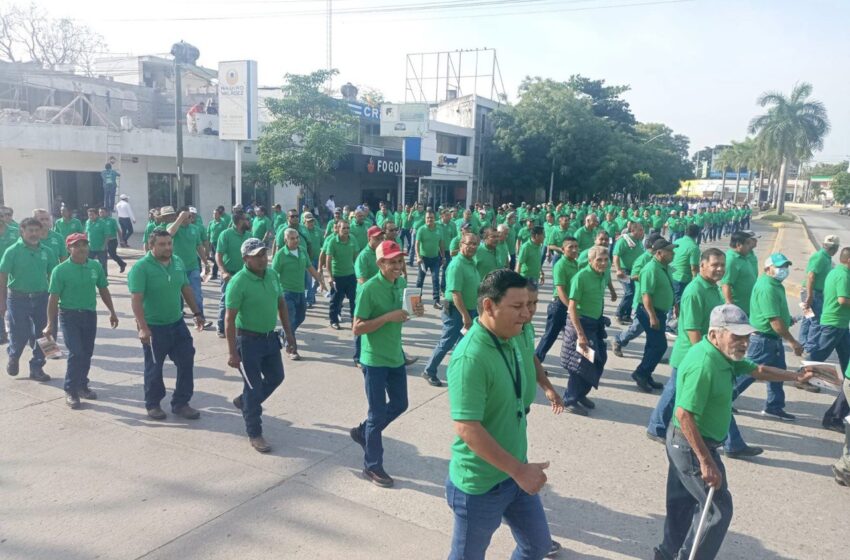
[348,102,380,121]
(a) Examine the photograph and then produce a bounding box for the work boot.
[147,407,167,420]
[29,368,51,383]
[6,357,19,376]
[173,404,201,420]
[250,436,271,453]
[65,392,81,409]
[78,386,98,400]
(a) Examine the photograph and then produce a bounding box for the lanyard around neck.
[484,327,524,421]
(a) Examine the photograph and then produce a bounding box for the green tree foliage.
[805,161,848,178]
[258,69,358,204]
[487,77,691,202]
[832,172,850,204]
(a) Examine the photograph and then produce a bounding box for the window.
[148,173,195,209]
[436,133,468,156]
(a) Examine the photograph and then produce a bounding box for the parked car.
[839,203,850,215]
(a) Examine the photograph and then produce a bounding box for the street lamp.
[170,41,200,208]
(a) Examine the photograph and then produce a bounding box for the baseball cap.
[367,225,383,238]
[188,206,198,214]
[823,234,840,247]
[375,240,406,261]
[651,239,675,252]
[66,233,88,248]
[740,229,761,239]
[240,238,267,257]
[303,212,315,222]
[119,194,129,201]
[159,205,177,217]
[764,253,792,269]
[709,304,758,336]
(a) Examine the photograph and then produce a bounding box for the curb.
[797,216,820,251]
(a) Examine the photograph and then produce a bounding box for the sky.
[22,0,850,162]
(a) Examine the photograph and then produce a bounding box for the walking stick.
[688,485,716,560]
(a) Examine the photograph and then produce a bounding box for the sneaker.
[217,331,226,339]
[421,372,443,387]
[29,368,51,383]
[6,357,19,376]
[564,403,588,416]
[612,340,623,357]
[724,445,764,459]
[250,436,272,453]
[147,407,167,420]
[648,378,665,390]
[762,409,796,421]
[173,404,201,420]
[233,395,243,411]
[546,540,562,558]
[363,466,394,488]
[78,386,98,400]
[330,322,341,330]
[646,432,665,444]
[119,263,126,273]
[832,465,850,487]
[349,425,366,449]
[577,396,595,410]
[794,381,821,393]
[65,392,81,409]
[433,301,443,310]
[403,354,419,366]
[202,320,214,330]
[289,352,302,361]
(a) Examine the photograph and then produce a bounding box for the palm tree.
[715,148,733,201]
[749,82,830,215]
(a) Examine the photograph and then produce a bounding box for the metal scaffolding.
[404,48,507,105]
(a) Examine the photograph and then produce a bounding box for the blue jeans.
[672,280,688,305]
[329,274,356,325]
[399,228,412,252]
[186,269,204,316]
[407,231,417,265]
[534,299,567,363]
[283,291,306,333]
[446,476,552,560]
[306,258,319,305]
[103,185,116,210]
[7,291,48,372]
[417,256,441,301]
[740,333,786,412]
[799,288,824,353]
[141,320,195,411]
[616,275,634,320]
[424,306,478,376]
[660,427,733,560]
[356,364,408,470]
[648,368,678,438]
[616,316,645,348]
[90,250,108,275]
[237,332,285,438]
[808,325,850,375]
[633,307,668,382]
[440,255,452,294]
[60,309,97,393]
[217,278,230,335]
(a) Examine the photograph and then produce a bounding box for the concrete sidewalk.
[1,220,846,560]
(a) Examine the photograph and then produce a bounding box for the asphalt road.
[793,205,850,249]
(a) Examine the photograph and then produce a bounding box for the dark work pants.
[440,255,452,294]
[237,332,284,438]
[535,299,567,363]
[633,307,668,382]
[90,250,108,275]
[329,274,356,325]
[417,256,441,302]
[356,364,409,470]
[141,320,195,411]
[107,239,126,269]
[7,291,48,372]
[60,309,97,393]
[808,325,850,426]
[616,273,634,320]
[119,217,134,245]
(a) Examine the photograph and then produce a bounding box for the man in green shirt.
[632,238,675,393]
[573,213,600,253]
[546,214,573,265]
[99,208,127,273]
[326,221,359,330]
[439,209,458,296]
[0,218,58,380]
[225,238,297,453]
[647,247,726,441]
[800,234,840,352]
[349,208,370,251]
[423,232,481,387]
[166,207,211,327]
[657,304,816,560]
[670,224,701,303]
[446,269,552,558]
[85,207,108,273]
[474,227,501,280]
[272,228,325,345]
[352,226,385,367]
[0,218,20,343]
[215,212,252,337]
[250,205,273,245]
[53,205,83,240]
[351,240,423,488]
[416,210,445,310]
[207,206,228,281]
[535,236,579,363]
[720,231,759,315]
[33,208,68,263]
[300,212,324,307]
[612,221,645,324]
[128,228,205,421]
[515,225,545,287]
[44,233,118,409]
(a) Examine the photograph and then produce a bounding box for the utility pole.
[170,41,200,209]
[326,0,333,89]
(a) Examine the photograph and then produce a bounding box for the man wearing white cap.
[799,234,840,352]
[115,194,136,247]
[655,304,817,560]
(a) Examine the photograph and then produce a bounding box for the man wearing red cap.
[350,240,423,487]
[44,233,119,409]
[352,226,385,367]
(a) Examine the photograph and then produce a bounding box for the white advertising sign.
[218,60,258,141]
[379,103,429,137]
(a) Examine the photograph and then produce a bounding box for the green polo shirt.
[300,224,323,261]
[0,226,20,258]
[515,322,538,405]
[650,215,665,231]
[349,221,369,250]
[416,224,442,258]
[552,256,579,300]
[496,241,509,269]
[448,319,534,495]
[54,217,84,239]
[42,230,68,260]
[410,210,425,230]
[171,225,202,272]
[0,239,57,292]
[48,258,108,311]
[225,267,283,333]
[440,221,458,252]
[640,258,674,312]
[574,226,597,252]
[127,253,188,326]
[102,217,119,240]
[821,266,850,329]
[613,235,644,271]
[803,248,833,292]
[517,240,542,280]
[275,226,308,255]
[354,272,407,368]
[601,220,619,238]
[272,245,310,293]
[548,226,573,251]
[251,215,273,240]
[474,244,500,279]
[669,275,724,368]
[208,219,227,247]
[630,250,654,309]
[445,254,481,310]
[216,228,251,274]
[671,235,700,283]
[749,273,791,336]
[142,221,157,247]
[569,266,606,319]
[327,235,358,277]
[85,219,107,251]
[720,250,758,315]
[505,224,518,256]
[355,245,379,282]
[673,338,757,441]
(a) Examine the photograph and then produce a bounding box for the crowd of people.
[2,191,848,560]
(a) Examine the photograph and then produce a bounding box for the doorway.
[49,170,103,218]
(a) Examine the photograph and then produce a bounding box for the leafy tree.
[749,82,830,215]
[258,69,358,207]
[832,172,850,204]
[567,74,635,129]
[805,160,848,178]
